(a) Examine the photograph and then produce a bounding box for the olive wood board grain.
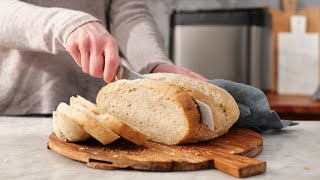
[48,128,266,178]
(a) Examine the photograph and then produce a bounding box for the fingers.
[152,64,208,81]
[180,67,208,81]
[66,42,81,67]
[68,35,120,81]
[103,48,121,83]
[79,37,90,74]
[78,37,120,82]
[66,22,120,81]
[89,52,104,78]
[189,71,208,81]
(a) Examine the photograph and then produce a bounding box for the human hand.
[152,64,208,81]
[66,22,121,83]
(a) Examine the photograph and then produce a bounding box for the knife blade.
[115,64,214,130]
[116,64,147,80]
[194,100,214,130]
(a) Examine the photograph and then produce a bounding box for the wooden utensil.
[299,7,320,34]
[268,0,320,92]
[48,128,266,178]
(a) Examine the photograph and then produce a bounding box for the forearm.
[110,0,173,74]
[0,0,100,53]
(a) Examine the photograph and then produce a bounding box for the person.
[0,0,206,115]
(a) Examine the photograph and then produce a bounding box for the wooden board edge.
[48,134,90,163]
[240,161,267,178]
[47,128,266,178]
[48,133,210,171]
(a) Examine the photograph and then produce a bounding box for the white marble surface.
[0,117,319,180]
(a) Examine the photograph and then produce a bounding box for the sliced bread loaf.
[70,96,150,145]
[57,102,120,145]
[145,73,240,141]
[96,79,202,145]
[53,111,90,142]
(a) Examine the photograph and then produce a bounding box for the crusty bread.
[54,74,239,145]
[70,95,101,115]
[52,111,90,142]
[96,79,202,145]
[70,96,150,145]
[145,73,240,141]
[97,74,240,145]
[97,114,150,145]
[57,102,120,145]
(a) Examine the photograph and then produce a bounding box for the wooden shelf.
[266,93,320,120]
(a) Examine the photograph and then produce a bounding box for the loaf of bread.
[96,76,239,145]
[97,80,200,145]
[53,73,239,146]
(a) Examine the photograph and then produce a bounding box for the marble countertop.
[0,117,319,179]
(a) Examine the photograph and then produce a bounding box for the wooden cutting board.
[48,128,266,178]
[277,15,319,95]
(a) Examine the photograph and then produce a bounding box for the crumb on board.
[304,166,310,170]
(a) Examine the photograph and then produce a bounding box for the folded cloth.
[208,79,298,132]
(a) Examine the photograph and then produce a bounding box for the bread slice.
[70,95,101,115]
[96,79,201,145]
[57,102,120,145]
[70,96,150,145]
[53,111,90,142]
[145,73,240,141]
[97,114,150,145]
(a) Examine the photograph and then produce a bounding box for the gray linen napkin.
[208,79,298,132]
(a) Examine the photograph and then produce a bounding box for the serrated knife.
[116,64,214,130]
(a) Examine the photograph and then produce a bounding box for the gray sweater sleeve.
[0,0,100,54]
[110,0,173,74]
